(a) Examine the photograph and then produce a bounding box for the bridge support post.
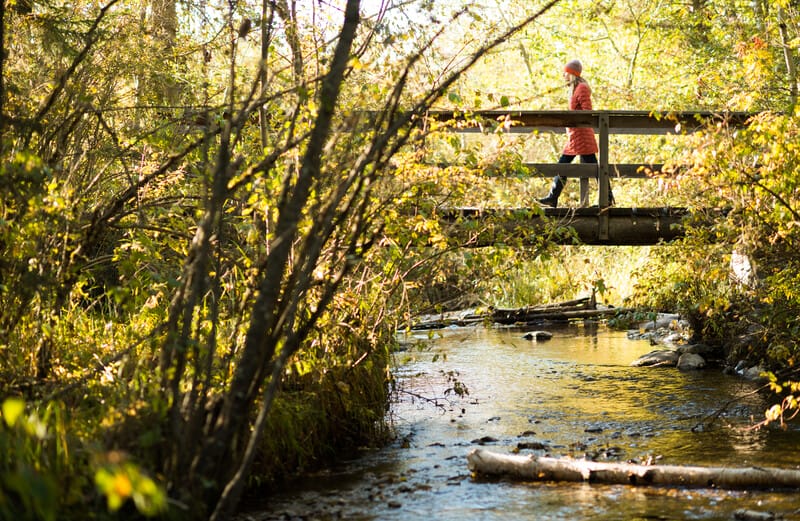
[598,113,610,240]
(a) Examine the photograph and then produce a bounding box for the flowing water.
[241,323,800,520]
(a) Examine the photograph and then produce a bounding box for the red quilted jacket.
[563,82,598,155]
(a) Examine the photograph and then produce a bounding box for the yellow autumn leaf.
[2,398,25,427]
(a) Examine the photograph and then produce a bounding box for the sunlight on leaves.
[1,398,25,428]
[95,459,166,516]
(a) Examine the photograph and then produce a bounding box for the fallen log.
[491,297,594,324]
[407,315,485,330]
[467,448,800,490]
[511,307,628,324]
[407,296,628,330]
[492,296,591,313]
[408,307,627,330]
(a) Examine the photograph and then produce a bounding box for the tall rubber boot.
[537,176,565,208]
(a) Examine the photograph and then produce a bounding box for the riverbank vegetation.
[2,0,800,518]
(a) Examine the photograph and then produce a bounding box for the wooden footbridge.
[426,110,751,246]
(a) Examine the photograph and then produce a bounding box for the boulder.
[630,349,679,367]
[677,343,714,356]
[742,365,767,382]
[677,353,706,370]
[638,313,681,331]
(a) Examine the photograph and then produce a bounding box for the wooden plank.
[523,163,663,179]
[424,110,754,134]
[525,164,596,178]
[610,163,665,178]
[598,113,610,237]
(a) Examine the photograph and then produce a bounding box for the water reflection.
[242,324,800,521]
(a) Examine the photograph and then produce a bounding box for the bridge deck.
[440,206,707,246]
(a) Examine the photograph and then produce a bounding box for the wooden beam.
[424,110,754,135]
[439,206,695,246]
[522,164,664,179]
[598,113,610,238]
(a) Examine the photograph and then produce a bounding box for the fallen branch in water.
[467,448,800,490]
[693,365,800,433]
[408,297,626,330]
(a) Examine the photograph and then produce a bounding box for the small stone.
[733,509,776,521]
[523,330,553,341]
[517,441,548,450]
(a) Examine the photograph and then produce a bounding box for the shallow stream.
[242,324,800,520]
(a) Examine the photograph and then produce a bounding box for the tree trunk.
[0,0,6,149]
[467,449,800,490]
[259,0,275,149]
[778,8,798,108]
[275,0,304,82]
[145,0,180,105]
[190,0,363,512]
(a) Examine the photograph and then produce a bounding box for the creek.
[241,323,800,520]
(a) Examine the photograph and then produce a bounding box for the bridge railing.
[424,110,753,240]
[426,110,754,202]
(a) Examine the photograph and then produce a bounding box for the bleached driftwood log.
[467,449,800,490]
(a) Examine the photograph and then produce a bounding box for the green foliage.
[629,109,800,373]
[754,373,800,430]
[4,0,800,517]
[0,397,167,520]
[628,242,739,341]
[94,456,165,516]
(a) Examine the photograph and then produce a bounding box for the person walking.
[537,59,613,207]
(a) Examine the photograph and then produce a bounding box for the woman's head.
[563,59,584,85]
[564,59,582,77]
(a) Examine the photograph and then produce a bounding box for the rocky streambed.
[240,323,800,521]
[627,313,768,380]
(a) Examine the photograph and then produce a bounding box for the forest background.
[2,0,800,519]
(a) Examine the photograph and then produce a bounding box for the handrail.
[523,163,663,179]
[425,110,755,134]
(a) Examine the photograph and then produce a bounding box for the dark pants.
[556,153,597,183]
[546,153,613,205]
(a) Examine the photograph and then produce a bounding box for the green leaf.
[500,95,510,107]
